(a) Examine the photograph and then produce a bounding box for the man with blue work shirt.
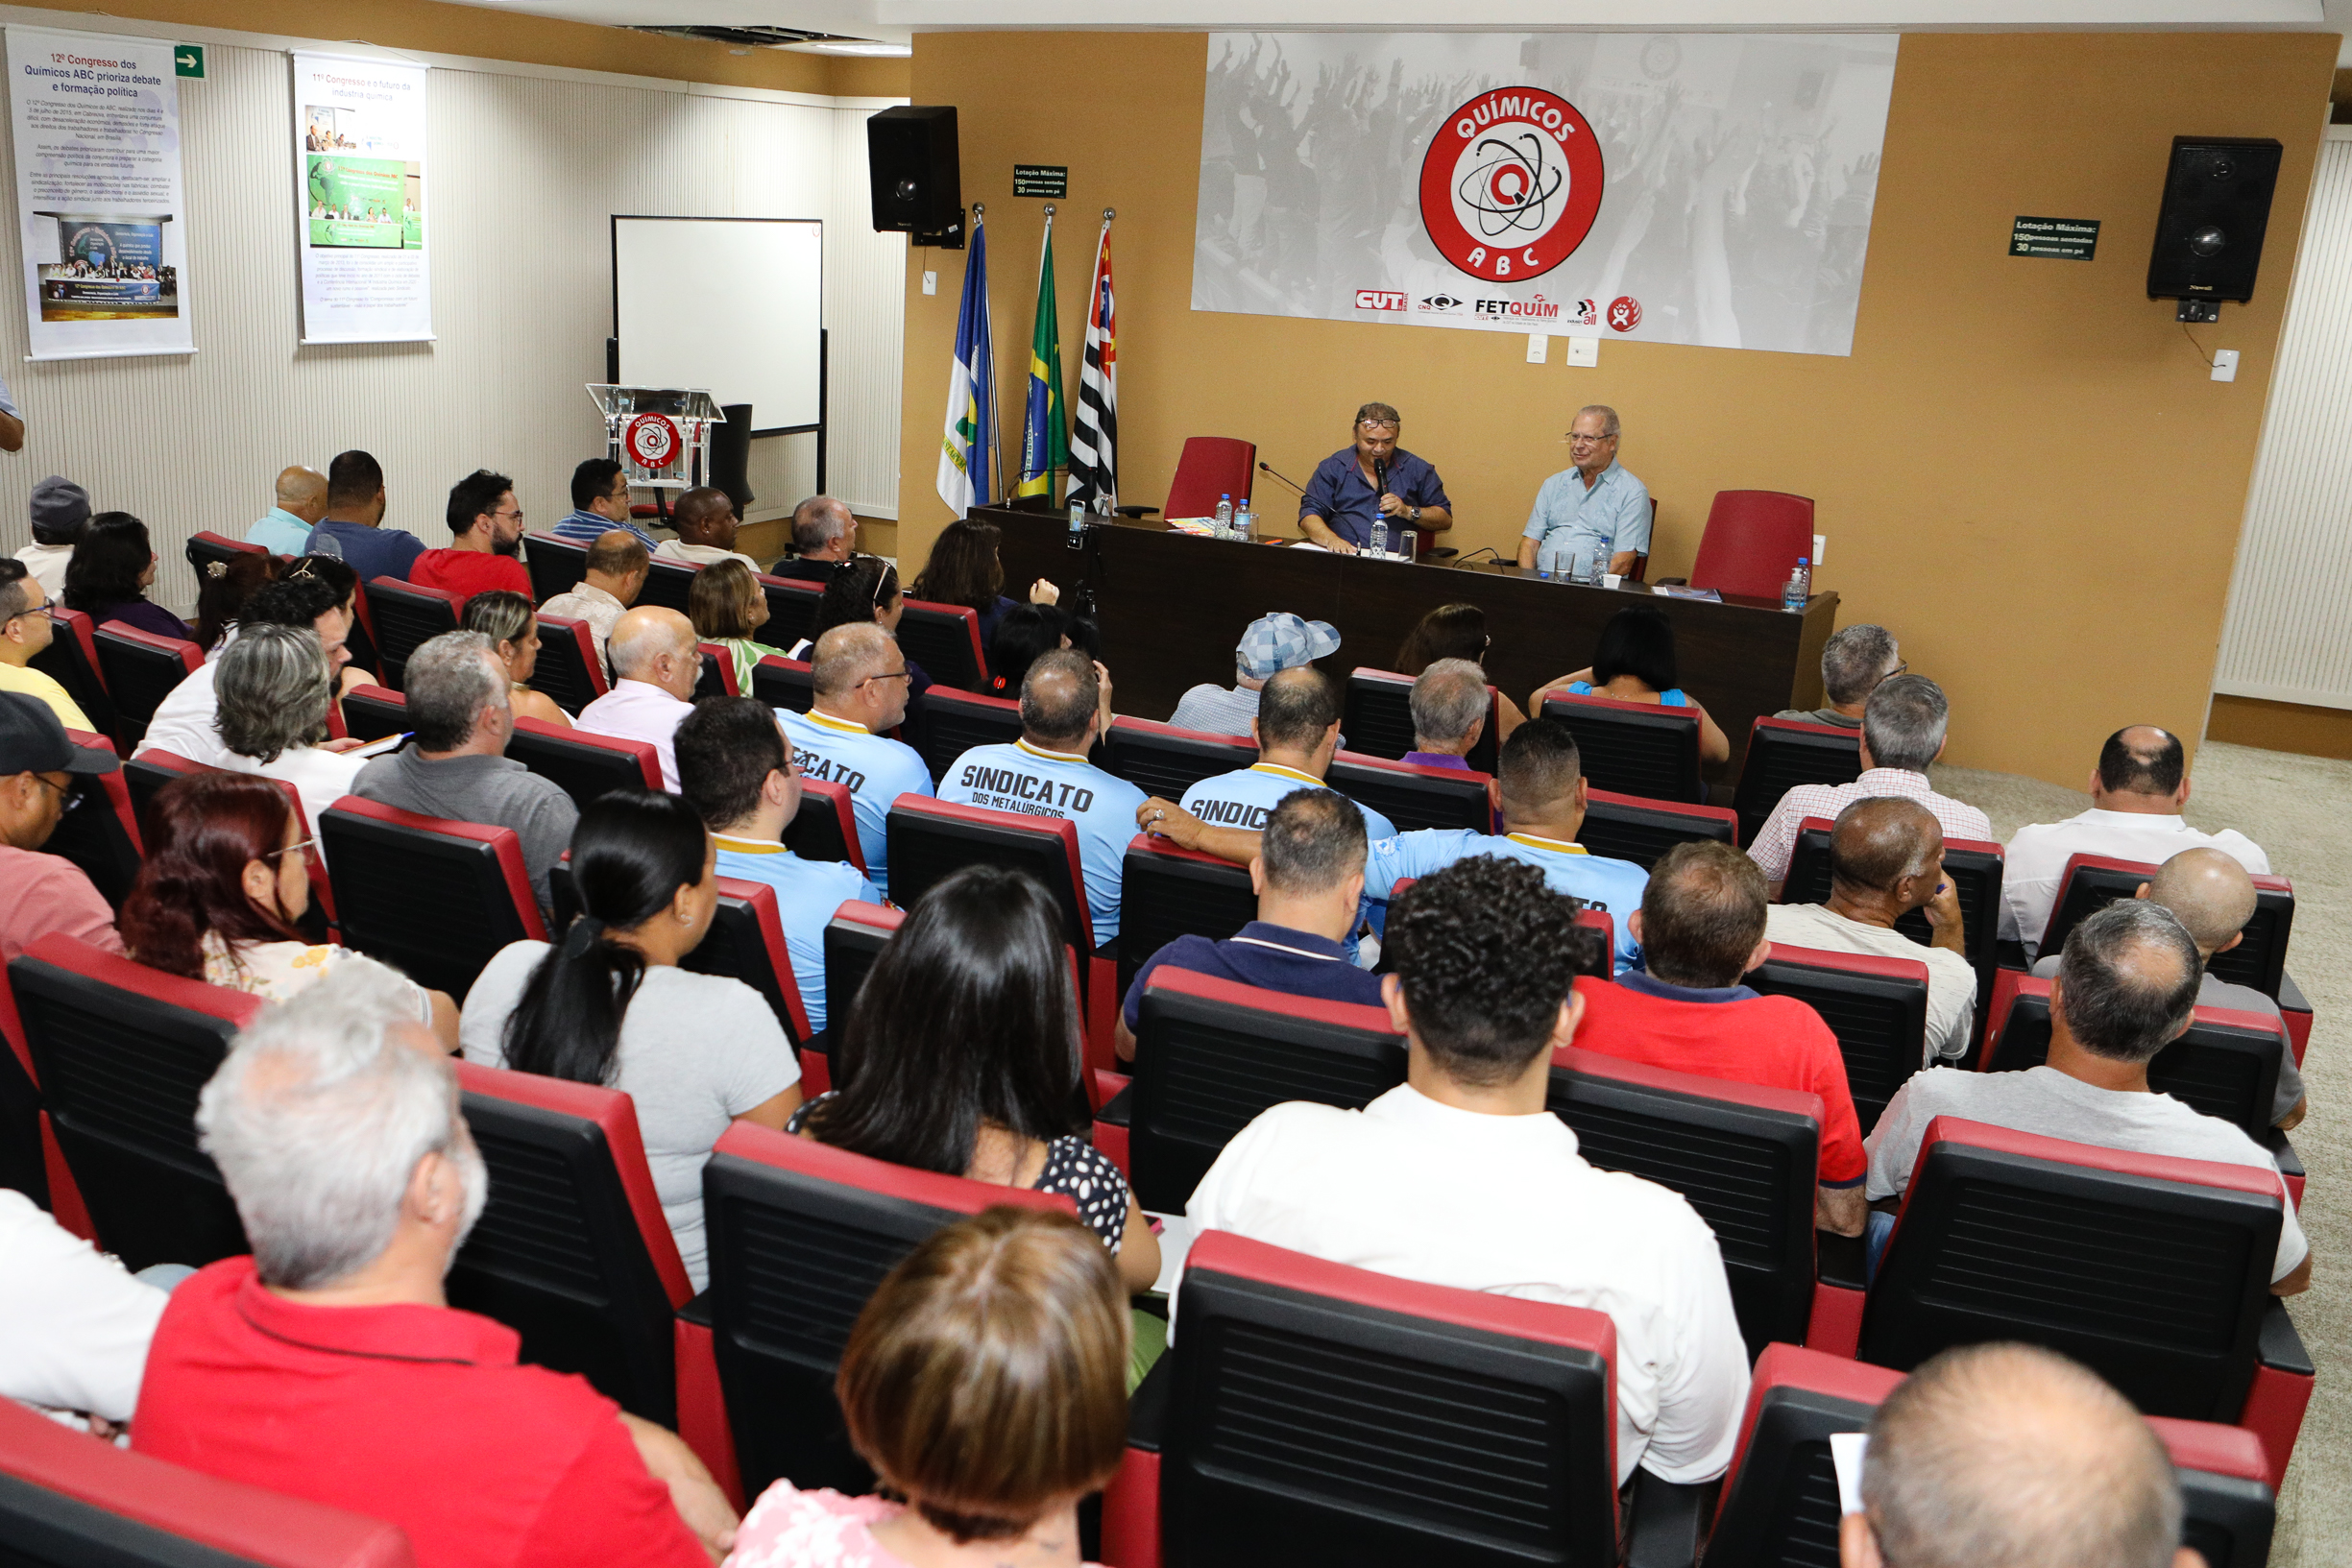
[1139,718,1648,973]
[937,648,1146,945]
[1297,402,1452,555]
[1179,666,1396,842]
[675,695,880,1035]
[775,621,933,898]
[1516,405,1651,580]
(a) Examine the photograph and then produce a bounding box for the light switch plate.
[2211,349,2239,383]
[922,271,937,296]
[1813,533,1826,567]
[1526,333,1548,363]
[1565,336,1599,367]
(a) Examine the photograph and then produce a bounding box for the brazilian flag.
[1016,222,1068,500]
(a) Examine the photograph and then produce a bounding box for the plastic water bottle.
[1782,557,1809,612]
[1215,494,1233,535]
[1586,551,1607,588]
[1370,519,1389,557]
[1235,503,1254,543]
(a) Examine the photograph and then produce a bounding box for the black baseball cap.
[0,692,117,775]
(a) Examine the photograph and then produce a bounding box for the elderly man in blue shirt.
[1517,405,1651,579]
[1297,402,1452,555]
[246,466,328,555]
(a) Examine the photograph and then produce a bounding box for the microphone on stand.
[1256,460,1307,495]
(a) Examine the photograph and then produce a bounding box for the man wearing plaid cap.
[1168,612,1341,739]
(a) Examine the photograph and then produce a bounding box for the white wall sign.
[6,26,192,361]
[292,52,430,344]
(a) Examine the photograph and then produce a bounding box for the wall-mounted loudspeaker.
[2146,135,2282,321]
[867,106,963,249]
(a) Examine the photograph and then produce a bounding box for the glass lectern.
[587,385,727,491]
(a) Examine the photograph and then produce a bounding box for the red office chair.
[1327,750,1492,832]
[755,573,822,654]
[1748,942,1931,1136]
[1577,786,1738,870]
[750,653,814,714]
[530,614,608,714]
[896,597,988,692]
[806,900,905,1091]
[184,529,270,575]
[910,686,1024,785]
[506,715,662,808]
[91,625,200,749]
[635,557,699,616]
[339,684,406,742]
[1109,834,1262,1038]
[27,606,122,750]
[783,777,865,875]
[362,577,461,690]
[1119,436,1255,521]
[693,642,740,701]
[318,797,547,999]
[1686,490,1815,601]
[44,729,142,909]
[1101,716,1258,800]
[690,877,813,1048]
[521,531,589,603]
[1732,717,1861,846]
[1343,668,1501,774]
[1539,689,1706,804]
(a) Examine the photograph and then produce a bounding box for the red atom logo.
[1608,296,1642,332]
[1418,85,1604,284]
[625,413,681,470]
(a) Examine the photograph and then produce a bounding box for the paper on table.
[1830,1431,1869,1515]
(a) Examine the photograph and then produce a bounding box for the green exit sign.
[174,44,203,78]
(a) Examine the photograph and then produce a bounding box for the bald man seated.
[245,465,327,555]
[1845,1342,2206,1568]
[1764,796,1976,1063]
[651,487,759,570]
[2030,847,2304,1130]
[573,606,700,791]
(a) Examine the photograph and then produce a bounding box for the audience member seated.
[462,790,802,1291]
[542,529,649,672]
[1529,605,1730,766]
[1115,787,1381,1062]
[122,771,455,1044]
[1865,901,2308,1292]
[288,554,377,694]
[1575,841,1865,1235]
[673,695,879,1033]
[1749,674,1990,885]
[1765,797,1974,1063]
[1402,658,1489,770]
[306,448,424,584]
[192,550,283,652]
[776,622,934,897]
[1179,667,1395,845]
[142,959,733,1565]
[1166,611,1340,737]
[908,515,1059,649]
[652,486,758,570]
[1141,719,1650,972]
[786,559,933,710]
[1844,1343,2199,1568]
[211,622,369,863]
[1393,602,1526,741]
[727,1207,1128,1567]
[984,602,1070,697]
[245,464,327,555]
[576,606,701,792]
[1776,622,1899,730]
[63,511,190,640]
[1179,856,1749,1486]
[937,649,1144,943]
[690,557,772,692]
[410,469,531,607]
[0,692,122,960]
[0,1187,168,1432]
[2027,847,2303,1129]
[13,474,86,602]
[2002,725,2268,958]
[554,456,658,549]
[791,865,1157,1294]
[463,590,570,729]
[355,631,578,923]
[0,566,92,731]
[142,574,358,768]
[768,495,858,581]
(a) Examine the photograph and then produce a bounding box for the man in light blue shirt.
[775,621,934,897]
[245,466,327,555]
[675,694,881,1036]
[1180,666,1395,840]
[552,456,660,549]
[938,648,1147,945]
[1517,405,1651,579]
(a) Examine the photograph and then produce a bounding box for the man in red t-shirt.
[409,468,531,609]
[1574,839,1866,1237]
[135,959,730,1568]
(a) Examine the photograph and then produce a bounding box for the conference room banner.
[6,26,192,360]
[292,52,430,343]
[1195,33,1900,356]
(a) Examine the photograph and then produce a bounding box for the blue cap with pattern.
[1236,612,1341,679]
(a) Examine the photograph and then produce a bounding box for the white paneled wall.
[0,12,905,613]
[2215,127,2352,709]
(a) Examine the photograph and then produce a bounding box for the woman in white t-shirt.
[460,789,803,1291]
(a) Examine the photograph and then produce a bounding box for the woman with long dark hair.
[459,789,802,1289]
[462,589,570,728]
[1531,606,1732,764]
[63,512,189,640]
[908,517,1060,648]
[984,603,1070,697]
[796,864,1158,1295]
[1393,601,1527,741]
[788,555,934,709]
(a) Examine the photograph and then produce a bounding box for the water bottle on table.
[1215,494,1233,536]
[1782,557,1810,612]
[1370,519,1388,557]
[1235,503,1254,543]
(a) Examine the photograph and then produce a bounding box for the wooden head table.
[977,507,1838,797]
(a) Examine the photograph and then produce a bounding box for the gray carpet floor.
[1930,742,2345,1567]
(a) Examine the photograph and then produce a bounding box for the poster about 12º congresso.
[6,26,191,361]
[292,53,429,344]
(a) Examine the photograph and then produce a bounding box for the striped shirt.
[1747,767,1993,882]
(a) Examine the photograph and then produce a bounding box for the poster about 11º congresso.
[292,52,430,344]
[6,26,192,361]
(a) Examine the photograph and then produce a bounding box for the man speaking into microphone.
[1296,402,1452,555]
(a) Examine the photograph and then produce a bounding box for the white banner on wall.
[1196,32,1900,356]
[6,26,191,361]
[292,52,430,344]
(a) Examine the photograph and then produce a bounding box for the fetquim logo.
[1474,294,1563,322]
[1418,86,1604,282]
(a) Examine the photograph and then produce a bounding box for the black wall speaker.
[2147,135,2283,306]
[867,106,963,248]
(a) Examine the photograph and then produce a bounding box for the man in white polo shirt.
[1179,666,1396,841]
[775,621,933,898]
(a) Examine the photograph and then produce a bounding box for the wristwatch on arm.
[1406,505,1421,523]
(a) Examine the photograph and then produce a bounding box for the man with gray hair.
[575,605,700,791]
[1864,900,2309,1292]
[1777,623,1900,731]
[769,495,858,581]
[1403,657,1489,769]
[134,960,732,1567]
[1517,405,1650,579]
[775,620,933,895]
[1748,673,1991,885]
[212,621,371,866]
[354,631,577,920]
[1843,1342,2197,1568]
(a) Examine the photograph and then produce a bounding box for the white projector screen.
[612,216,821,435]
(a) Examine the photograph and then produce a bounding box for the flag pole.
[1041,204,1057,506]
[975,202,1003,508]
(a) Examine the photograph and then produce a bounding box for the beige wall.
[895,30,2336,786]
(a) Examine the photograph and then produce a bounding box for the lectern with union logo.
[587,384,727,496]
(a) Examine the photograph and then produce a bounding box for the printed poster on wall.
[5,26,192,360]
[292,52,429,343]
[1195,33,1900,356]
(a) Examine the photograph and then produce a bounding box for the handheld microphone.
[1373,457,1390,497]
